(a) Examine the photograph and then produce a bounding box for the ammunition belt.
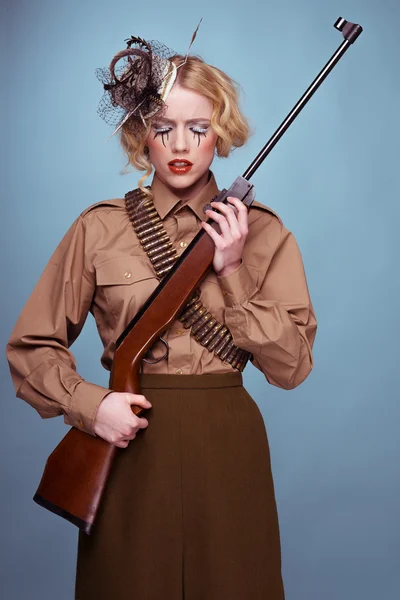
[125,188,251,372]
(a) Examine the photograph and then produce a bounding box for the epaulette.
[251,200,283,225]
[80,198,126,217]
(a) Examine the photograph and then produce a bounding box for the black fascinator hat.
[96,36,177,137]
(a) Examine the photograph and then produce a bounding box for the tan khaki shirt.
[7,172,317,436]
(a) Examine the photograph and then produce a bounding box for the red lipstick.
[168,159,193,175]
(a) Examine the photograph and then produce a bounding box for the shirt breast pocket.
[94,255,159,323]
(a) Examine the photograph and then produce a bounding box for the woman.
[7,37,317,600]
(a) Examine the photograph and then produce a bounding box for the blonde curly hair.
[119,55,251,197]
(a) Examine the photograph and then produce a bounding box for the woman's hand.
[93,392,152,448]
[201,197,249,277]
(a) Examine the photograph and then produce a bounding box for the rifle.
[33,18,362,534]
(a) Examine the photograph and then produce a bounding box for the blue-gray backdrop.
[2,0,399,598]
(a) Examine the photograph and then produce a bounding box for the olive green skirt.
[75,373,284,599]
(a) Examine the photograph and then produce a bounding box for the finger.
[205,209,232,242]
[201,221,227,249]
[111,436,129,448]
[113,439,129,448]
[226,196,245,209]
[212,198,239,217]
[226,196,247,216]
[222,198,248,235]
[121,415,147,436]
[136,416,149,430]
[125,393,152,409]
[210,201,241,238]
[226,197,248,234]
[124,418,149,437]
[122,433,136,442]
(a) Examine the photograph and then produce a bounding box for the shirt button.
[179,241,188,249]
[124,271,132,279]
[175,368,183,375]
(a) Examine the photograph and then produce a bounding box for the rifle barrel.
[243,17,363,181]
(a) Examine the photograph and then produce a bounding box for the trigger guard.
[142,337,169,364]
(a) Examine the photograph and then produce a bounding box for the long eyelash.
[154,128,170,147]
[191,127,208,147]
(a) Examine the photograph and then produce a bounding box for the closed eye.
[153,127,171,147]
[153,127,172,135]
[190,126,208,135]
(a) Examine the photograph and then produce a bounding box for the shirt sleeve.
[217,215,317,389]
[6,215,111,436]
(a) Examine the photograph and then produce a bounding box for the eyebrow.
[152,118,211,126]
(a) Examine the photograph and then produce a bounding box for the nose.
[171,125,189,154]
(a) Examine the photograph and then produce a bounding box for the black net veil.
[96,36,178,137]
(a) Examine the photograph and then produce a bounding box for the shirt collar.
[150,171,220,222]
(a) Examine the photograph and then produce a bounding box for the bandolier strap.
[125,188,251,372]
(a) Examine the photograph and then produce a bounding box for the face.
[146,85,218,198]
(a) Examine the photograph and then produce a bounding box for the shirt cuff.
[64,381,111,437]
[217,262,257,308]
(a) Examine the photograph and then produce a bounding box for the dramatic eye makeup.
[152,119,210,147]
[153,127,171,147]
[190,126,208,147]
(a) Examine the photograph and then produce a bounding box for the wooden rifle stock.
[34,178,254,534]
[33,17,362,532]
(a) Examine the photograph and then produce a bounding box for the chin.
[162,169,209,189]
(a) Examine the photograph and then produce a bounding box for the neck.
[155,170,210,201]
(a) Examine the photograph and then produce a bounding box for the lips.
[168,159,193,175]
